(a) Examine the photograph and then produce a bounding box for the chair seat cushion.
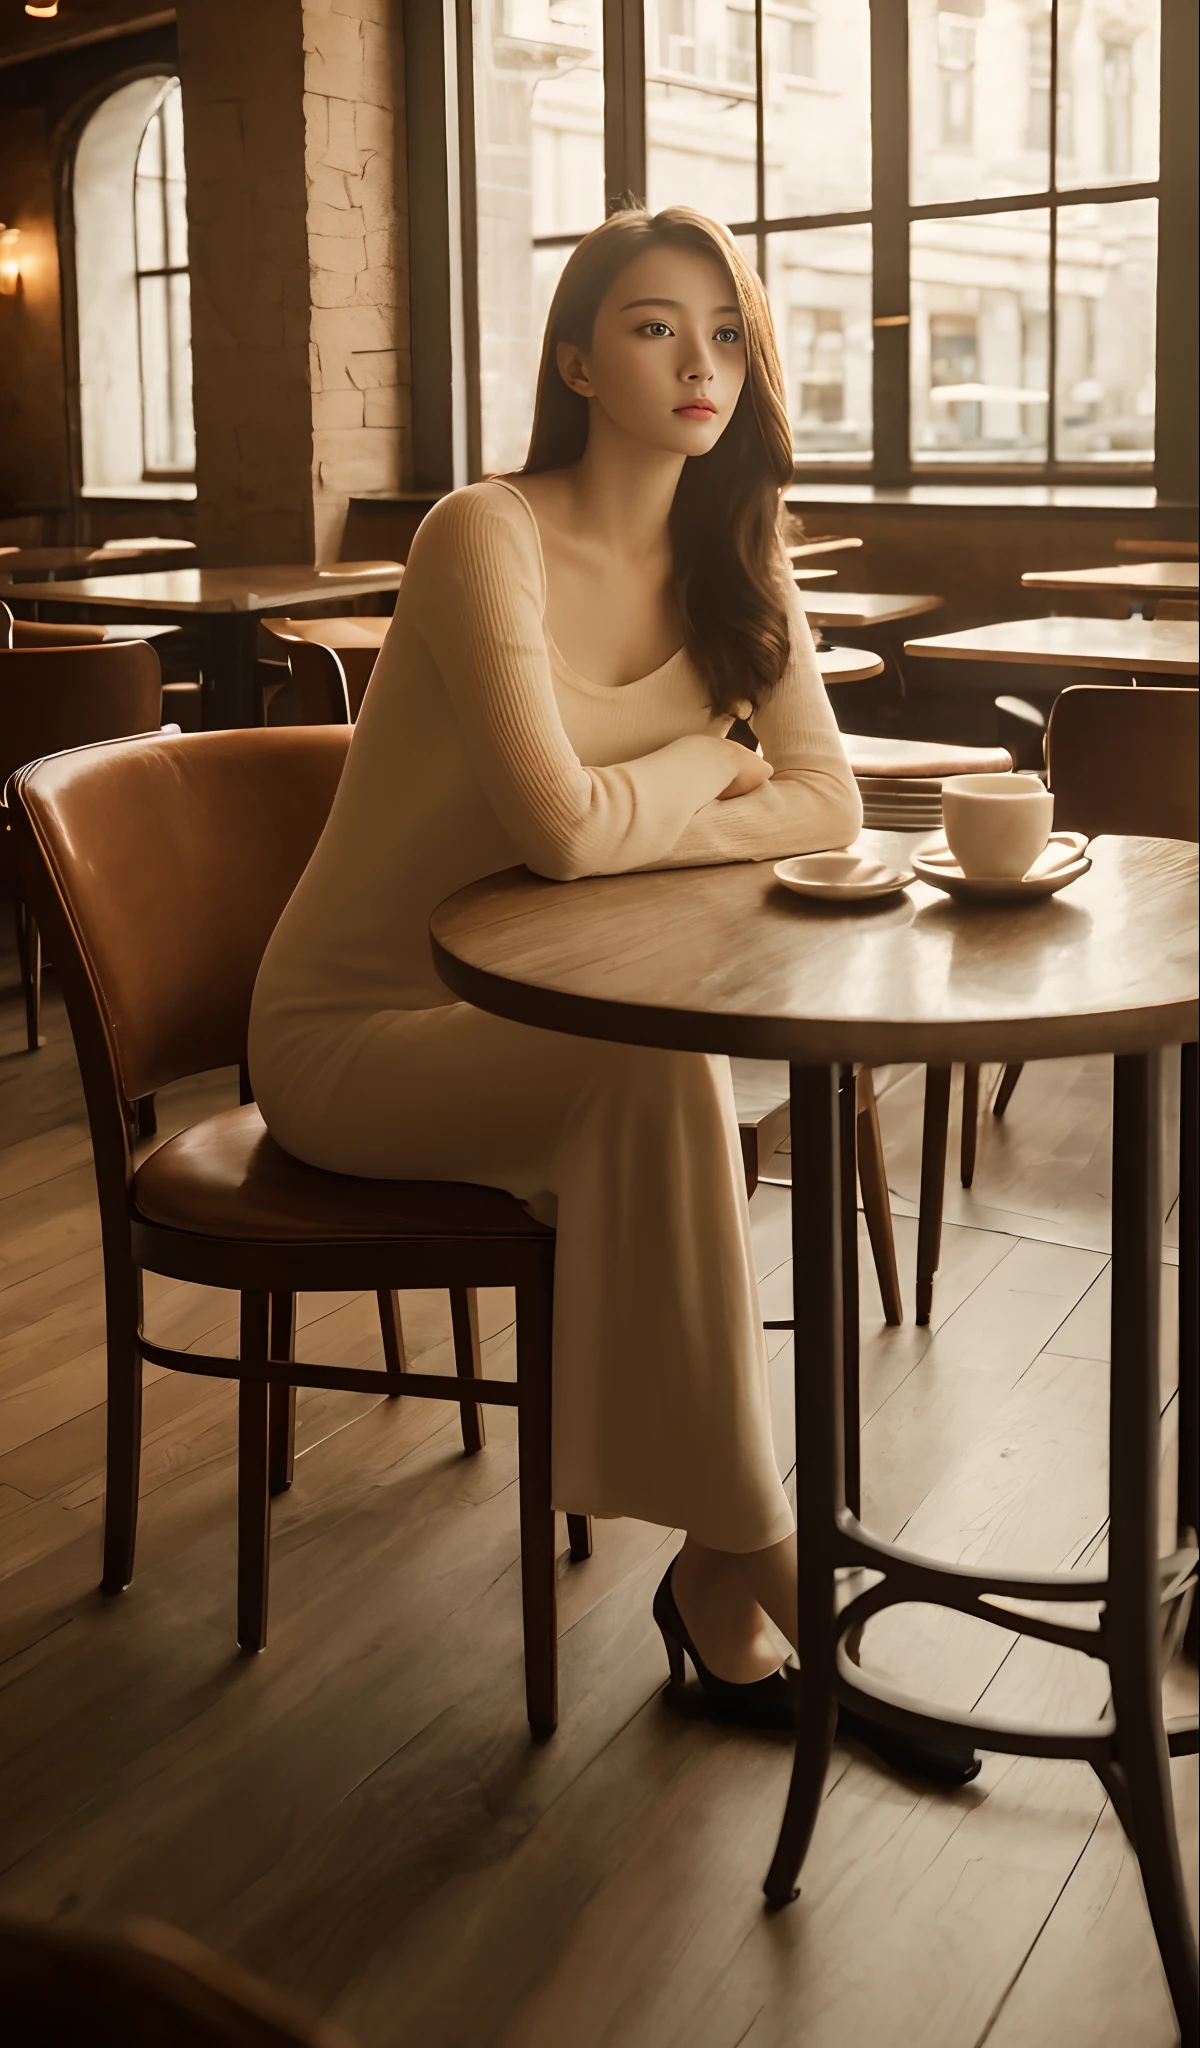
[133,1104,552,1243]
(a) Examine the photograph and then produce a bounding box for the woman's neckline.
[487,475,687,695]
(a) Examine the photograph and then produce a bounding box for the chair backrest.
[265,619,381,720]
[0,598,11,648]
[7,726,351,1112]
[0,1912,352,2047]
[12,617,108,647]
[1047,685,1199,843]
[0,640,163,791]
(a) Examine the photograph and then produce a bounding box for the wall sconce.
[24,4,61,17]
[0,228,21,297]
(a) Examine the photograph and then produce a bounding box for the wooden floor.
[0,930,1195,2048]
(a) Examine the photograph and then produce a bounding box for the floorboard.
[0,949,1194,2046]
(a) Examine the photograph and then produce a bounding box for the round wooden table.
[430,834,1199,2034]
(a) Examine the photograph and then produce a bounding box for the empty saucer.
[774,851,914,902]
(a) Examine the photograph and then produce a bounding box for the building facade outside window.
[466,0,1171,484]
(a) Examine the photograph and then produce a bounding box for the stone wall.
[303,0,410,561]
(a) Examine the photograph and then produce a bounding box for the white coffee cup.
[941,772,1054,880]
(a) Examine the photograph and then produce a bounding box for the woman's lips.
[674,402,717,419]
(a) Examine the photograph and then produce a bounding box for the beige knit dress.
[248,479,862,1552]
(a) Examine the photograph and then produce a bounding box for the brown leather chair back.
[0,640,162,790]
[1047,685,1199,844]
[7,727,351,1106]
[0,1911,352,2047]
[12,617,108,647]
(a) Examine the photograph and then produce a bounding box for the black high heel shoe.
[654,1562,982,1787]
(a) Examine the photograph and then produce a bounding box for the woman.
[250,206,973,1778]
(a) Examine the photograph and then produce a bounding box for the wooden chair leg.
[993,1062,1024,1118]
[237,1294,272,1652]
[839,1068,861,1519]
[516,1262,558,1739]
[916,1066,952,1326]
[855,1068,902,1326]
[449,1286,485,1453]
[1180,1044,1198,1663]
[960,1064,980,1187]
[377,1288,408,1397]
[267,1292,297,1496]
[567,1513,593,1561]
[100,1262,143,1594]
[14,900,43,1052]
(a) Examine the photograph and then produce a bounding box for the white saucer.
[774,851,914,902]
[912,830,1091,901]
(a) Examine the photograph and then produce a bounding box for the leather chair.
[918,685,1200,1321]
[262,620,381,724]
[1,599,108,649]
[1,638,163,1051]
[7,727,589,1739]
[0,1912,350,2048]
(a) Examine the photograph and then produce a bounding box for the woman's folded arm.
[411,487,735,881]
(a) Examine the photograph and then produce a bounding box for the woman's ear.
[556,339,595,398]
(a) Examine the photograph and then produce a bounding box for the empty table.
[905,614,1198,677]
[430,835,1199,2035]
[801,592,943,628]
[1022,562,1198,598]
[9,565,405,726]
[0,541,196,583]
[816,647,884,684]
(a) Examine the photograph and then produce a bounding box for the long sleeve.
[642,575,863,870]
[406,484,735,882]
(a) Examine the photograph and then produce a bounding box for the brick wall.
[303,0,410,561]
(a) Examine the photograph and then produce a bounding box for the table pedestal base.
[767,1053,1199,2042]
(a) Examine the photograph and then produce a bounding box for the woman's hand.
[717,742,774,800]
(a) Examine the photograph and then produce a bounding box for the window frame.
[132,78,194,484]
[453,0,1195,494]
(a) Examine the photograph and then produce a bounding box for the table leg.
[202,615,262,730]
[839,1066,861,1520]
[1106,1051,1199,2037]
[763,1062,841,1909]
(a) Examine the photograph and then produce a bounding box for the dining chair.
[262,619,381,723]
[0,1912,351,2048]
[1,638,163,1052]
[7,726,589,1739]
[918,685,1200,1322]
[1,598,107,648]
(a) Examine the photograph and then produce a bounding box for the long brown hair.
[523,205,795,720]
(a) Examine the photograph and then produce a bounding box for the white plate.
[774,851,914,902]
[912,830,1091,901]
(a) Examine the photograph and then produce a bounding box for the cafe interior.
[0,2,1197,2043]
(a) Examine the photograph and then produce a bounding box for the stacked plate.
[856,774,944,832]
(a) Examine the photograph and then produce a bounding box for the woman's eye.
[641,321,674,338]
[714,326,741,344]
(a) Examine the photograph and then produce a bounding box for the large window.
[73,74,195,494]
[464,0,1177,483]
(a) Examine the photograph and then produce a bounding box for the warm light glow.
[25,4,61,18]
[0,228,21,296]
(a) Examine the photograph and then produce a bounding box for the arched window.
[73,75,196,494]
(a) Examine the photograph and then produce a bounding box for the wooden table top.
[0,541,196,583]
[801,592,943,627]
[789,567,837,583]
[786,536,863,559]
[431,833,1197,1068]
[7,564,404,614]
[1115,538,1198,560]
[905,614,1199,675]
[816,647,884,683]
[1021,561,1199,596]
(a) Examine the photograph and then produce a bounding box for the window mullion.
[871,0,910,484]
[604,0,646,207]
[755,0,765,276]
